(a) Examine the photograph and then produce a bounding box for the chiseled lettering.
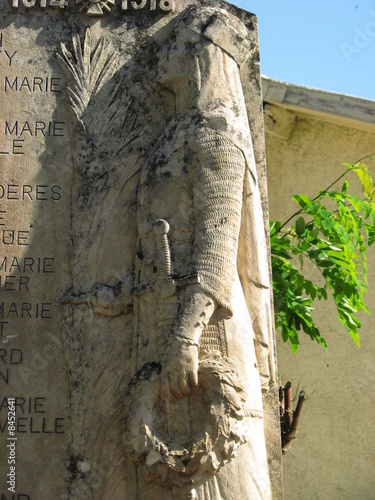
[50,0,67,7]
[39,302,51,318]
[131,0,147,9]
[35,120,46,134]
[1,495,31,500]
[20,121,32,136]
[6,184,18,200]
[0,138,24,155]
[12,0,68,8]
[33,76,43,91]
[30,418,41,433]
[50,77,61,92]
[0,275,30,291]
[16,417,27,432]
[4,76,62,92]
[0,184,62,201]
[4,121,17,136]
[55,418,65,433]
[4,76,17,91]
[19,397,46,416]
[51,185,62,200]
[15,416,65,434]
[0,322,8,337]
[0,302,52,319]
[0,230,29,245]
[10,0,176,10]
[33,183,48,199]
[11,0,66,10]
[0,368,8,384]
[9,257,21,272]
[23,0,37,7]
[7,303,18,317]
[0,396,8,411]
[21,303,32,318]
[53,121,65,136]
[159,0,174,10]
[34,397,45,413]
[4,50,17,66]
[0,257,55,273]
[122,0,174,10]
[12,139,24,154]
[23,258,33,272]
[19,276,29,290]
[36,185,47,200]
[43,258,55,272]
[0,397,44,414]
[0,349,22,365]
[22,185,33,200]
[19,77,32,91]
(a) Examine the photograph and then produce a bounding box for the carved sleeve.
[188,130,246,316]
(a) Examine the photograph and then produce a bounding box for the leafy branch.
[57,28,117,121]
[271,157,375,353]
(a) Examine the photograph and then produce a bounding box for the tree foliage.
[270,158,375,353]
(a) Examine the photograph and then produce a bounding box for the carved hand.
[161,286,215,403]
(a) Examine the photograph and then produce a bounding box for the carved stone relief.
[0,1,279,498]
[11,0,175,16]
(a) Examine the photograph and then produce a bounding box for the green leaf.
[308,228,320,239]
[349,330,361,348]
[271,160,374,353]
[341,180,349,193]
[270,220,282,235]
[348,194,362,213]
[320,209,332,219]
[293,193,313,209]
[362,200,372,219]
[316,259,332,268]
[295,216,306,236]
[350,163,375,201]
[321,217,336,230]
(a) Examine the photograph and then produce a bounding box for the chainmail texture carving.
[191,130,246,315]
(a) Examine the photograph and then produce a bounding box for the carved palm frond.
[57,28,117,119]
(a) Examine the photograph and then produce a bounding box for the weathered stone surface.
[0,1,281,498]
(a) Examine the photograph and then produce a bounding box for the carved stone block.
[0,1,281,498]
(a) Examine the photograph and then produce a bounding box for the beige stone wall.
[265,107,375,500]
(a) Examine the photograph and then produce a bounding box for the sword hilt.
[153,219,172,279]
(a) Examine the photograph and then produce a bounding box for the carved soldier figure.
[125,7,275,499]
[62,6,275,499]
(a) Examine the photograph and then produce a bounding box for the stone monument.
[0,1,281,498]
